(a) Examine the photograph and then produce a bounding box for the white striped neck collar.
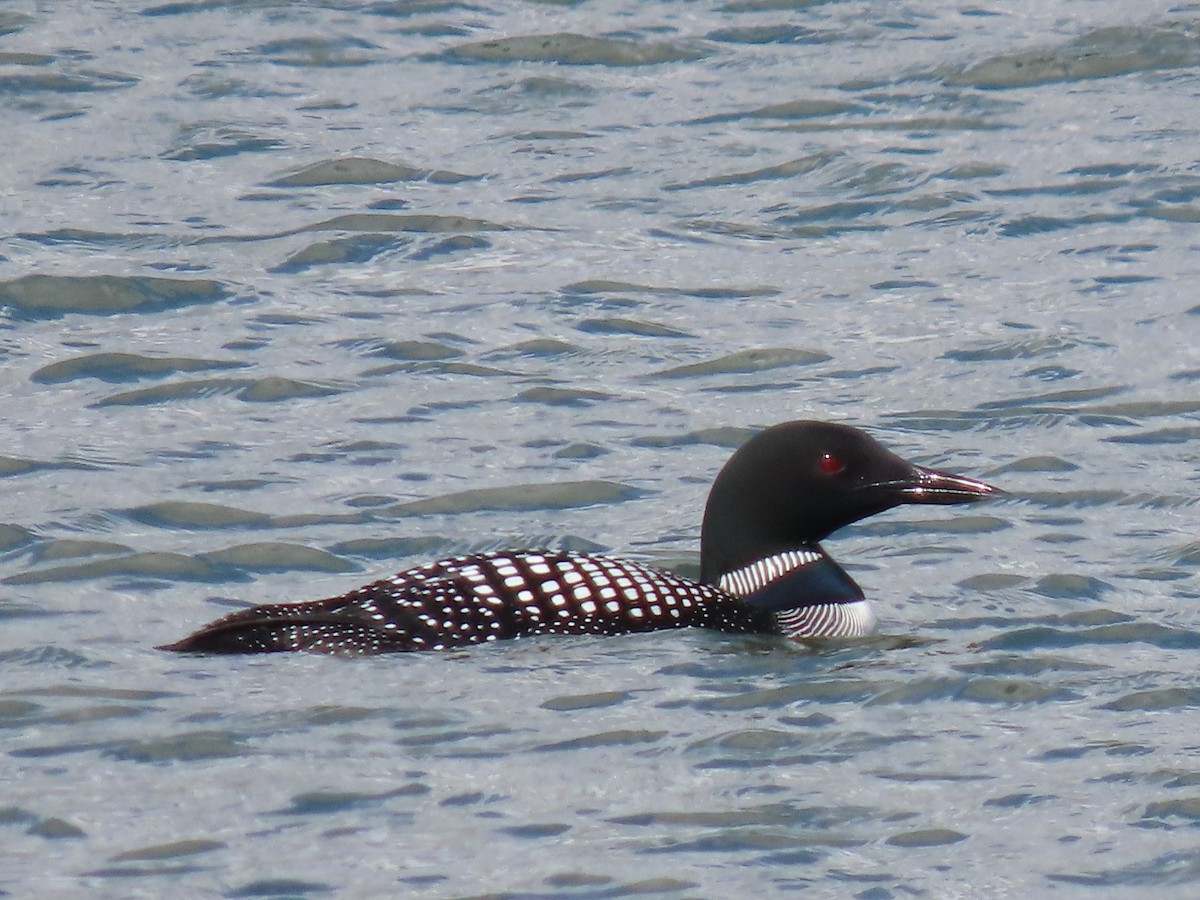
[717,546,876,639]
[717,548,829,598]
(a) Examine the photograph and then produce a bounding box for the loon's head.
[699,420,1001,584]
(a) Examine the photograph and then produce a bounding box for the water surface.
[2,0,1199,896]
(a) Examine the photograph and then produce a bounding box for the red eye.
[818,452,845,476]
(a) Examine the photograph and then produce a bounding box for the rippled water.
[2,0,1199,896]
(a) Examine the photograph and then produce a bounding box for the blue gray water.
[2,0,1199,895]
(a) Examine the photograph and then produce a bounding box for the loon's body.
[160,421,1000,655]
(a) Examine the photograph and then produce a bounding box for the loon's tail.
[157,602,412,655]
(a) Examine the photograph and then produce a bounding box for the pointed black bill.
[896,465,1003,505]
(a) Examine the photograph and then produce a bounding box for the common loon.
[159,420,1001,655]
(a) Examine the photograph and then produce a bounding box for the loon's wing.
[160,551,773,656]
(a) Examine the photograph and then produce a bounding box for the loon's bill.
[160,420,1002,655]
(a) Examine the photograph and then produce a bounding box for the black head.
[699,420,1001,583]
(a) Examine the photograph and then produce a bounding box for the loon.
[159,420,1001,655]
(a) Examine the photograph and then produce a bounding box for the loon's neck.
[717,546,877,640]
